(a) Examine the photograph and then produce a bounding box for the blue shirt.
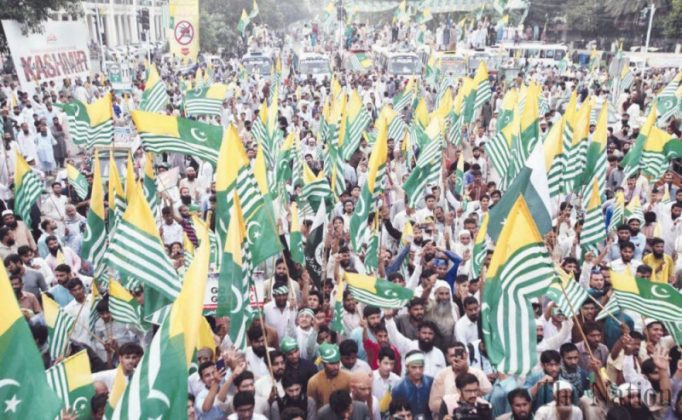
[392,376,433,420]
[48,284,73,307]
[195,386,227,420]
[349,326,376,362]
[524,371,578,412]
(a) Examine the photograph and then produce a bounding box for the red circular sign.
[174,20,194,46]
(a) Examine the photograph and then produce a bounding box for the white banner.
[2,20,92,94]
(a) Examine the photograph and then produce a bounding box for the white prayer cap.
[553,380,573,393]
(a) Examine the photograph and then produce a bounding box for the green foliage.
[0,0,82,51]
[663,0,682,39]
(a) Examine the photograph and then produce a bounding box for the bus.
[344,49,374,73]
[433,51,468,79]
[499,42,568,66]
[292,51,331,82]
[376,51,422,77]
[241,51,273,77]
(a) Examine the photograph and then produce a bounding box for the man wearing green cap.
[281,337,319,394]
[307,343,352,408]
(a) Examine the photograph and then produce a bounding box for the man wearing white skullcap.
[534,380,582,420]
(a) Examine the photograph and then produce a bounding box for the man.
[307,343,352,407]
[624,347,672,417]
[385,313,446,377]
[340,339,371,373]
[10,274,42,314]
[395,297,425,341]
[255,350,286,401]
[440,373,492,419]
[341,291,361,336]
[642,237,674,284]
[92,297,144,363]
[361,322,401,375]
[270,373,317,420]
[64,278,92,347]
[160,206,184,246]
[92,342,144,390]
[558,343,590,403]
[349,305,383,362]
[2,210,36,250]
[4,254,48,297]
[609,241,642,274]
[534,381,581,420]
[280,337,318,393]
[263,285,297,344]
[228,391,268,420]
[41,181,68,236]
[627,217,646,261]
[317,389,370,420]
[349,371,380,420]
[245,326,274,379]
[263,258,300,302]
[606,383,655,420]
[371,347,401,408]
[228,371,271,416]
[63,204,85,254]
[189,348,215,397]
[179,166,201,202]
[429,342,493,414]
[455,296,480,346]
[48,264,74,307]
[391,350,433,419]
[45,235,82,274]
[195,361,232,419]
[496,388,533,420]
[576,322,609,371]
[424,281,458,351]
[0,226,18,259]
[524,350,577,412]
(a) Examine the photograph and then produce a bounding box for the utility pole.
[643,2,656,73]
[95,6,107,73]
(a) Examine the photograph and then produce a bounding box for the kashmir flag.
[656,72,681,124]
[581,104,608,196]
[57,93,113,148]
[481,196,554,375]
[140,64,169,113]
[289,202,305,265]
[488,89,518,180]
[104,181,180,317]
[403,118,442,208]
[302,164,332,213]
[275,132,295,186]
[561,91,578,183]
[546,266,589,317]
[392,78,415,113]
[608,191,626,231]
[621,107,658,178]
[80,156,106,272]
[249,0,259,18]
[304,200,327,285]
[581,178,606,255]
[349,116,387,252]
[237,9,250,35]
[596,269,682,322]
[625,194,644,223]
[13,150,43,226]
[331,276,345,333]
[563,99,592,191]
[383,104,407,142]
[618,64,634,95]
[544,115,566,199]
[107,151,126,231]
[109,280,144,330]
[43,293,76,360]
[639,126,682,180]
[473,61,492,110]
[342,90,372,160]
[66,164,89,200]
[454,155,465,197]
[132,111,222,167]
[45,350,96,419]
[505,83,541,187]
[363,215,381,274]
[0,262,61,419]
[460,77,477,124]
[470,213,488,280]
[184,83,228,118]
[345,273,414,308]
[216,193,252,349]
[111,223,210,420]
[142,153,160,219]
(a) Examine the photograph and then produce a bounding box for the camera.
[453,402,492,420]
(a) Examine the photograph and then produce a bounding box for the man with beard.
[179,166,201,203]
[349,305,383,362]
[455,296,480,346]
[608,242,641,274]
[245,325,275,379]
[44,235,82,274]
[642,238,674,284]
[10,274,42,314]
[263,285,297,345]
[391,350,434,419]
[607,383,655,420]
[307,343,351,407]
[534,381,582,420]
[280,337,319,394]
[624,347,673,417]
[170,201,198,246]
[341,291,362,336]
[264,258,301,303]
[657,202,682,255]
[496,388,533,420]
[1,210,35,250]
[606,224,633,262]
[425,282,458,352]
[227,370,271,416]
[524,350,578,412]
[395,297,426,340]
[4,254,48,297]
[271,373,317,420]
[627,217,646,260]
[385,311,446,377]
[0,226,18,259]
[255,350,286,401]
[41,181,68,236]
[429,341,492,414]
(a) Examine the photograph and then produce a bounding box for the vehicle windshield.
[388,56,420,75]
[243,58,272,75]
[440,58,467,75]
[299,59,329,74]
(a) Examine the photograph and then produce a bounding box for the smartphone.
[454,348,465,359]
[216,359,225,371]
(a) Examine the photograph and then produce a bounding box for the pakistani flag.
[403,118,442,208]
[132,111,222,167]
[331,276,345,333]
[57,93,113,148]
[140,64,169,113]
[112,226,210,419]
[342,90,372,160]
[0,262,61,419]
[350,118,387,253]
[305,200,327,285]
[546,266,589,317]
[104,182,180,317]
[597,269,682,322]
[482,196,554,375]
[656,72,681,124]
[345,273,414,308]
[608,191,626,232]
[13,150,43,226]
[66,164,89,200]
[581,179,606,255]
[80,157,106,273]
[217,193,252,349]
[237,9,250,35]
[109,280,144,331]
[275,132,295,187]
[184,83,228,118]
[289,202,304,265]
[471,213,489,280]
[43,293,75,360]
[45,350,96,419]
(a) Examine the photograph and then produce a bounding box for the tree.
[663,0,682,39]
[0,0,82,51]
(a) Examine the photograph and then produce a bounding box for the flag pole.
[249,285,276,382]
[586,293,626,327]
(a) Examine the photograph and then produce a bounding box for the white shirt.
[385,318,446,377]
[263,301,296,345]
[245,346,274,379]
[159,220,184,246]
[371,370,401,400]
[64,298,92,347]
[254,375,284,400]
[342,359,372,374]
[534,401,582,420]
[455,315,479,346]
[609,258,643,274]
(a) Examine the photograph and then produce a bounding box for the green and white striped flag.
[301,164,332,213]
[45,350,96,419]
[142,152,160,220]
[109,279,144,330]
[487,90,517,184]
[545,266,589,317]
[345,273,414,308]
[80,157,106,272]
[342,90,372,161]
[183,84,228,118]
[656,72,681,124]
[544,115,566,199]
[392,79,415,113]
[403,118,442,208]
[471,213,489,280]
[580,105,608,197]
[66,164,89,200]
[581,179,606,255]
[43,293,76,360]
[13,150,43,226]
[473,62,491,111]
[140,64,169,113]
[56,93,114,149]
[608,191,626,232]
[482,196,554,375]
[563,100,591,191]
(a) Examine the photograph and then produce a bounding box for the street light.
[643,2,655,73]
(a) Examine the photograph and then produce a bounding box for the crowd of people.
[1,11,682,420]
